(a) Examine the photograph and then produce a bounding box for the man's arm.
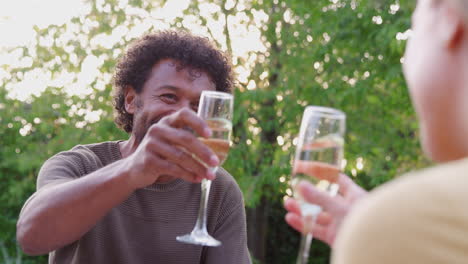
[16,156,136,255]
[17,108,220,256]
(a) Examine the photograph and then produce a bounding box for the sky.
[0,0,408,104]
[0,0,86,48]
[0,0,268,101]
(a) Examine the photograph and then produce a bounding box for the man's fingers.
[149,125,219,168]
[156,158,202,183]
[147,140,215,180]
[162,108,212,138]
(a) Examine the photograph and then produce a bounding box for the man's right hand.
[284,173,367,247]
[125,108,220,189]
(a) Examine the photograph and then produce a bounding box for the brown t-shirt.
[32,141,250,264]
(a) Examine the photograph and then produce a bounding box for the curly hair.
[113,30,234,133]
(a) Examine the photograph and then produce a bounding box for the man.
[17,30,251,264]
[285,0,468,263]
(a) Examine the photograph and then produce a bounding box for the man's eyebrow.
[154,85,181,92]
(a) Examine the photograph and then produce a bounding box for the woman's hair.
[113,30,233,133]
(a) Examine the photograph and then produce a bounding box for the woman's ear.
[439,3,465,50]
[124,86,137,114]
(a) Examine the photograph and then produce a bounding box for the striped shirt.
[33,141,250,264]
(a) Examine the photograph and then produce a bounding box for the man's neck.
[118,134,139,158]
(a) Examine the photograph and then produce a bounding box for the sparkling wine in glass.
[291,106,345,264]
[176,90,233,247]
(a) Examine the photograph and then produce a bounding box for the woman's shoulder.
[332,157,468,264]
[372,157,468,202]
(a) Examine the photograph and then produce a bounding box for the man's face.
[128,59,216,143]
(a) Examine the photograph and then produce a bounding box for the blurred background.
[0,0,427,263]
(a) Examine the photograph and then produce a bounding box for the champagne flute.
[291,106,345,264]
[176,90,233,247]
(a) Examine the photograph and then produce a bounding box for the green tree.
[226,0,423,262]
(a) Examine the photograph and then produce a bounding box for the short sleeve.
[20,145,109,220]
[37,146,103,190]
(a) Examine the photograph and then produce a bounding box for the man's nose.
[179,99,191,108]
[178,100,196,112]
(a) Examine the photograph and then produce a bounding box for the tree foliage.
[0,0,424,263]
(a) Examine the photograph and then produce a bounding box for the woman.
[285,0,468,262]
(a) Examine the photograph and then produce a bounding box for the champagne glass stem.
[176,168,221,246]
[296,213,316,264]
[194,176,214,232]
[297,233,313,264]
